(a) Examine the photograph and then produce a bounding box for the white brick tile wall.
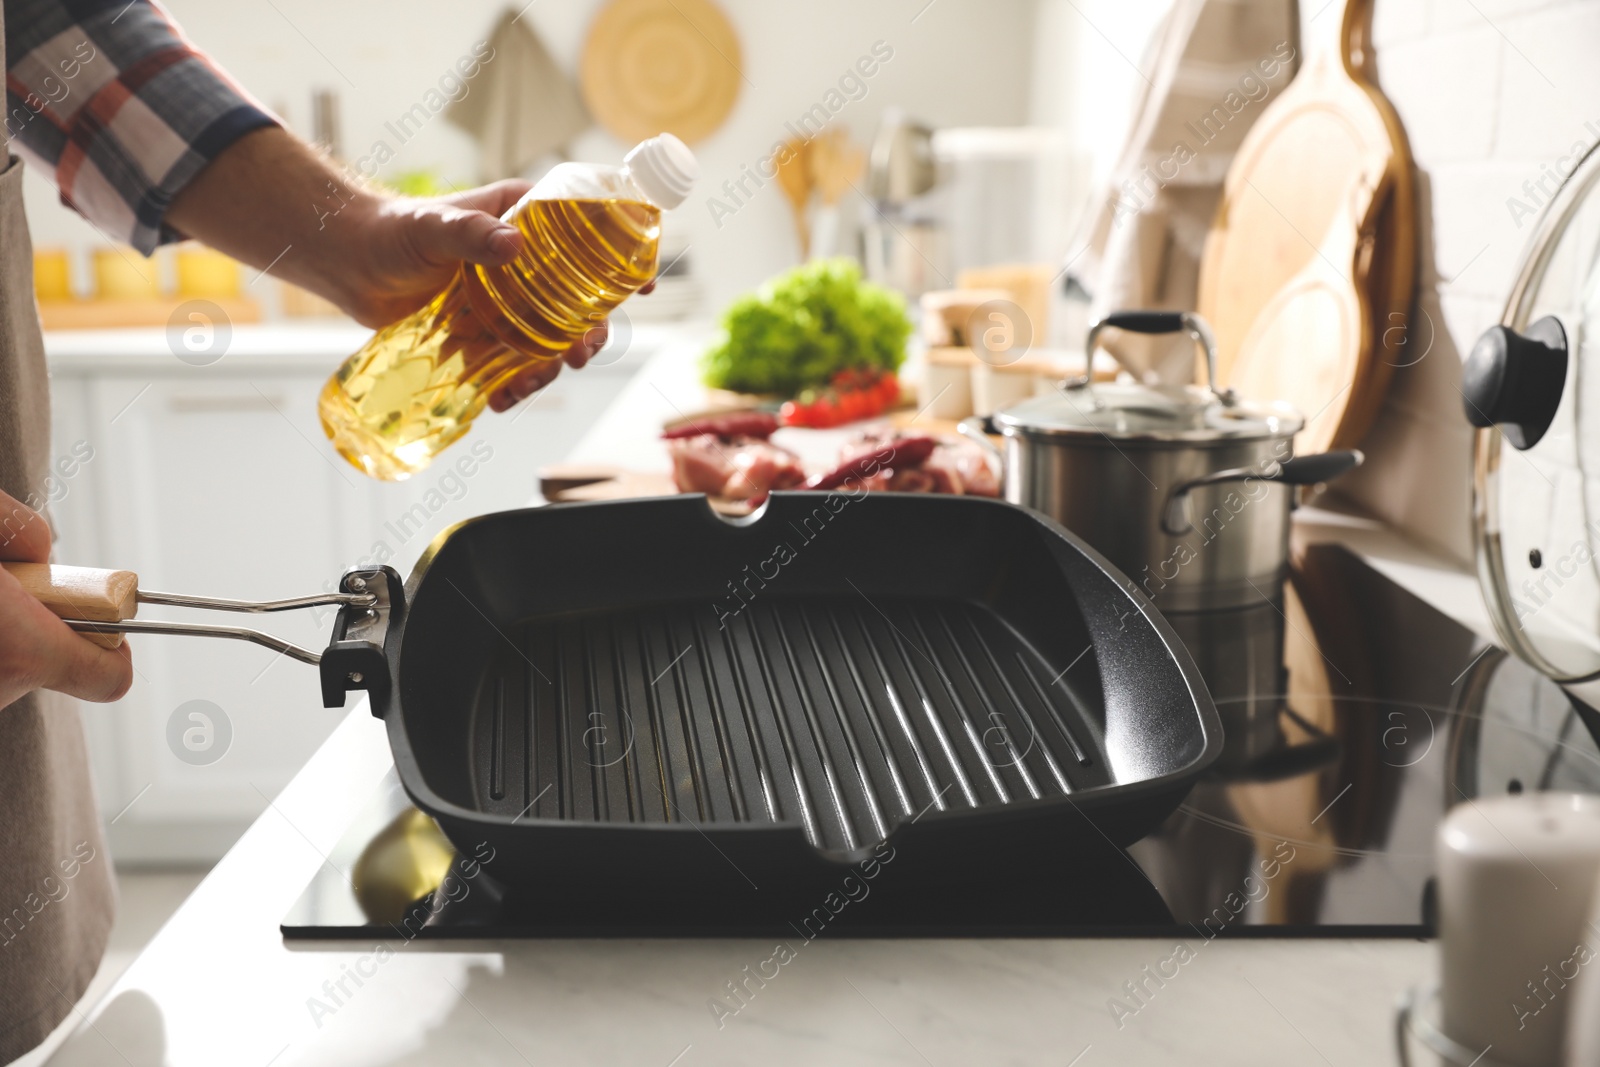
[1335,407,1476,558]
[1425,161,1536,301]
[1435,291,1503,366]
[1371,0,1431,46]
[1381,291,1470,425]
[1335,285,1474,564]
[1493,4,1600,159]
[1374,26,1501,164]
[1431,0,1574,33]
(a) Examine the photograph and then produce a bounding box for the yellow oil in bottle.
[319,197,661,481]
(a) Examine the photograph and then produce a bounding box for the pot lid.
[1469,142,1600,683]
[993,383,1303,443]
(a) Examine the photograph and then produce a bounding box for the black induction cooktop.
[282,542,1600,939]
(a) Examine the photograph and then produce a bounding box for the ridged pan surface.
[385,492,1220,895]
[466,595,1106,854]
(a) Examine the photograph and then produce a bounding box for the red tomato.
[839,391,869,424]
[875,372,899,407]
[781,370,901,428]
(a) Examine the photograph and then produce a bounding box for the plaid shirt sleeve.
[5,0,279,254]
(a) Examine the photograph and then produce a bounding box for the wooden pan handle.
[2,562,138,649]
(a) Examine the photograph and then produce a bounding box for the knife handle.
[2,562,138,648]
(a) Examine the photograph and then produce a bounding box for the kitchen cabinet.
[45,324,662,862]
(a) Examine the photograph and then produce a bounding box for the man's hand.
[166,127,638,412]
[0,491,133,710]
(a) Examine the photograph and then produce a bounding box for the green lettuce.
[700,258,912,396]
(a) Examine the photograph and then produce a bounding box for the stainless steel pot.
[960,311,1362,612]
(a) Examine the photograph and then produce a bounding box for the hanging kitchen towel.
[446,9,591,181]
[1069,0,1297,384]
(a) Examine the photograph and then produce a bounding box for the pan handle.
[2,561,398,702]
[319,566,405,713]
[1161,450,1364,535]
[65,617,327,665]
[2,561,368,658]
[3,563,137,648]
[75,585,376,662]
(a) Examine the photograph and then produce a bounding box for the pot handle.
[957,416,1006,481]
[1078,310,1232,404]
[1274,450,1366,486]
[1161,450,1364,535]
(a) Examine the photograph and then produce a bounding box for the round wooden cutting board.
[580,0,743,146]
[1197,0,1416,453]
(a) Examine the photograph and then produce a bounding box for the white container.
[921,347,975,420]
[1437,793,1600,1067]
[971,361,1038,418]
[1563,869,1600,1065]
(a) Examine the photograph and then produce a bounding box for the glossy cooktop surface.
[283,542,1600,939]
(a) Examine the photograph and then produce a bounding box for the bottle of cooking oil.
[319,133,697,480]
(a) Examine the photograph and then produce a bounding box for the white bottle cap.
[624,133,697,209]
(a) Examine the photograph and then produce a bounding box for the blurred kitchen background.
[24,0,1153,315]
[23,0,1591,870]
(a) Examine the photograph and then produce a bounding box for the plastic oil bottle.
[319,133,697,480]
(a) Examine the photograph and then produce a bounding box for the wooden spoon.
[808,128,866,258]
[811,128,864,203]
[775,137,812,260]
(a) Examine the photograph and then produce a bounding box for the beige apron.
[0,4,117,1058]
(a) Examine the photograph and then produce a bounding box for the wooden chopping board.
[1196,0,1416,454]
[540,464,763,517]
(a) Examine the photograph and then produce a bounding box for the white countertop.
[44,322,374,372]
[44,339,1443,1067]
[46,701,1430,1067]
[42,320,673,375]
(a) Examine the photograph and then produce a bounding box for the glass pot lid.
[1469,141,1600,682]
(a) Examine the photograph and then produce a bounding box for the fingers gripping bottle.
[319,133,697,480]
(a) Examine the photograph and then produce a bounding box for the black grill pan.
[378,492,1221,911]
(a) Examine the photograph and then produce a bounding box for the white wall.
[21,0,1037,312]
[1029,0,1169,187]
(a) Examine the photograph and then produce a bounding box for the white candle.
[1437,793,1600,1067]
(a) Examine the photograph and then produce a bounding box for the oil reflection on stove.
[350,808,456,925]
[287,775,1177,937]
[284,775,505,935]
[1135,543,1600,933]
